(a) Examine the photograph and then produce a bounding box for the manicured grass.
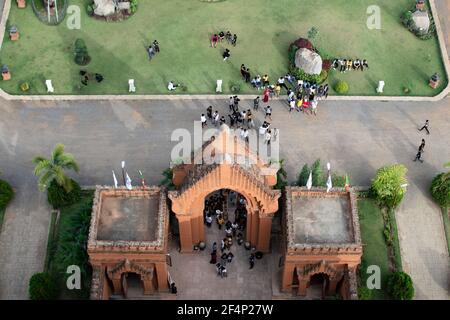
[358,198,390,300]
[46,191,93,299]
[442,207,450,256]
[0,0,447,95]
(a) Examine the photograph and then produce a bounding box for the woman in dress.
[263,87,270,103]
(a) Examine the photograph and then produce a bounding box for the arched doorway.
[203,189,249,246]
[307,273,330,300]
[122,272,144,298]
[169,164,280,253]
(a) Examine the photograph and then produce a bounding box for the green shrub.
[317,70,328,84]
[371,164,408,209]
[387,271,414,300]
[229,81,241,94]
[0,179,14,208]
[430,173,450,207]
[289,65,321,83]
[273,160,288,190]
[86,4,94,16]
[20,82,30,92]
[307,27,319,40]
[47,179,81,210]
[74,39,91,66]
[358,287,373,300]
[29,272,58,300]
[334,80,349,94]
[331,173,346,187]
[297,164,310,186]
[130,0,138,14]
[311,159,324,187]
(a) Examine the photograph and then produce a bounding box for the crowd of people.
[332,58,369,72]
[211,31,238,47]
[204,191,258,278]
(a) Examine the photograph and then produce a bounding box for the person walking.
[414,150,424,163]
[223,48,231,61]
[419,139,426,153]
[240,64,246,80]
[265,130,272,145]
[201,114,207,128]
[207,106,213,121]
[264,105,272,120]
[249,253,255,269]
[210,249,217,264]
[262,74,270,87]
[245,68,251,83]
[418,120,430,135]
[214,111,220,126]
[289,99,295,113]
[263,87,270,103]
[153,40,160,53]
[275,84,281,97]
[253,96,260,110]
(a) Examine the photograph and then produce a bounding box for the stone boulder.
[94,0,117,17]
[411,10,430,33]
[294,48,323,75]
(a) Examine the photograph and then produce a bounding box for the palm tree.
[444,161,450,181]
[33,143,79,192]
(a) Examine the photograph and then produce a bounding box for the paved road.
[0,0,449,300]
[0,96,449,299]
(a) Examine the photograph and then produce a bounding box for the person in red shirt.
[211,34,219,47]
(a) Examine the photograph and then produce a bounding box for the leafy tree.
[297,164,310,186]
[331,173,346,187]
[387,271,414,300]
[311,159,324,187]
[74,39,91,66]
[29,273,58,300]
[47,179,81,210]
[160,168,175,190]
[370,164,408,209]
[274,159,288,190]
[33,144,80,209]
[0,179,14,208]
[430,162,450,207]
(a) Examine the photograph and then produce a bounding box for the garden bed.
[357,199,391,299]
[0,0,447,95]
[45,190,93,299]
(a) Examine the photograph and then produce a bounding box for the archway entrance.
[307,273,330,300]
[203,189,249,248]
[122,272,144,298]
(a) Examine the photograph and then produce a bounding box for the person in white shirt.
[259,124,267,136]
[311,99,318,116]
[289,99,295,113]
[167,81,180,91]
[242,128,249,142]
[201,114,207,127]
[277,77,288,90]
[265,130,272,145]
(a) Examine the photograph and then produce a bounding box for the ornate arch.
[169,163,280,217]
[107,259,154,281]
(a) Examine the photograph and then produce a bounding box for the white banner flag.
[306,171,312,190]
[125,172,132,190]
[112,170,118,188]
[326,173,332,193]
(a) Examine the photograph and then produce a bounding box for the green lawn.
[0,0,447,95]
[46,191,93,299]
[358,198,390,300]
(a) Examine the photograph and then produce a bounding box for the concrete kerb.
[0,0,448,102]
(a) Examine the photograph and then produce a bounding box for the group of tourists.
[211,31,238,47]
[332,58,369,72]
[205,191,257,277]
[147,40,160,61]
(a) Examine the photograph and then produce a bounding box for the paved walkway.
[0,97,449,299]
